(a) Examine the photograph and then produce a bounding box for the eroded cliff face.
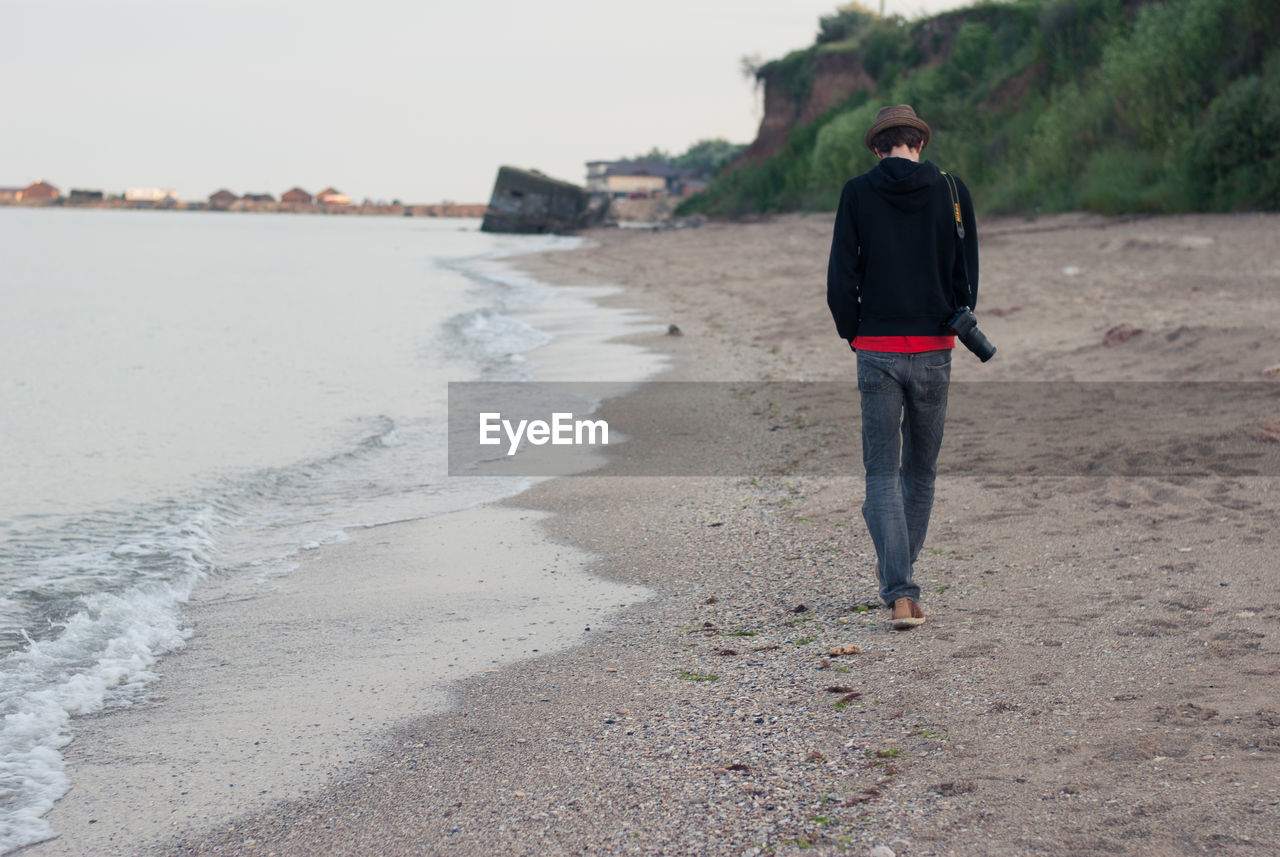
[732,9,987,168]
[738,50,878,165]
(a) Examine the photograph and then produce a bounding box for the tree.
[817,3,878,45]
[671,139,747,173]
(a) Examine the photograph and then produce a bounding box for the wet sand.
[19,506,647,856]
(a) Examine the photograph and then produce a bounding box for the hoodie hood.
[867,157,940,213]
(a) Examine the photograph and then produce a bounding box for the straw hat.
[864,104,932,153]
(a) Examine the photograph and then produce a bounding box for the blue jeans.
[856,349,952,606]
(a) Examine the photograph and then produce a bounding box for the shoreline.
[0,201,487,218]
[22,211,1280,856]
[20,507,646,856]
[11,238,666,856]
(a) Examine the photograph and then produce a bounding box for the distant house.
[241,193,276,203]
[209,189,237,209]
[583,161,708,199]
[69,189,104,204]
[21,181,60,202]
[316,187,351,205]
[281,187,312,205]
[585,161,614,192]
[586,161,667,199]
[0,187,23,202]
[125,188,179,203]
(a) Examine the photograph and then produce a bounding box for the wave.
[0,413,446,851]
[442,307,553,379]
[0,507,211,851]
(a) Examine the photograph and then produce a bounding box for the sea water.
[0,207,661,851]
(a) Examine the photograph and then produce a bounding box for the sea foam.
[0,576,198,851]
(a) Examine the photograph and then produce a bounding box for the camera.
[947,306,996,362]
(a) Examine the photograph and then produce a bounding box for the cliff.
[684,0,1279,216]
[738,50,878,166]
[736,9,980,167]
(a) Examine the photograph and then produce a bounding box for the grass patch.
[677,670,719,682]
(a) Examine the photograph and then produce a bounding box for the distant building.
[21,181,60,202]
[69,189,104,204]
[209,189,237,209]
[585,161,615,192]
[0,187,23,202]
[125,188,178,203]
[317,187,350,205]
[586,161,668,199]
[241,192,276,203]
[584,160,711,199]
[281,187,312,205]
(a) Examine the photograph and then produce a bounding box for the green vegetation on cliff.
[679,0,1280,216]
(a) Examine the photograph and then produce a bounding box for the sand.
[21,210,1280,856]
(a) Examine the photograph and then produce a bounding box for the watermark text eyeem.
[479,412,609,456]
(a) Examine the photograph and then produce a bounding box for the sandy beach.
[22,211,1280,856]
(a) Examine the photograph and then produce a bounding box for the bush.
[1098,0,1228,148]
[1036,0,1126,88]
[817,4,877,45]
[809,103,881,193]
[1076,146,1189,214]
[1180,66,1280,210]
[951,22,996,85]
[860,19,911,83]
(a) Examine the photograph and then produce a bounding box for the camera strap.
[939,169,974,307]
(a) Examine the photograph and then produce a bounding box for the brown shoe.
[890,597,926,630]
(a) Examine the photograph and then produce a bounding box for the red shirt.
[851,335,955,353]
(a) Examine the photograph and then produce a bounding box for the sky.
[3,0,977,204]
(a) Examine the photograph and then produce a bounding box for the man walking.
[826,104,979,630]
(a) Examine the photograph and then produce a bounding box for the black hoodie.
[826,157,979,340]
